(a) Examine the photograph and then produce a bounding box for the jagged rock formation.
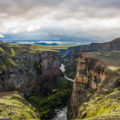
[68,53,120,120]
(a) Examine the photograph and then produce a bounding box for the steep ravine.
[60,64,74,82]
[51,64,73,120]
[0,43,73,120]
[68,53,120,120]
[0,40,120,120]
[52,52,120,120]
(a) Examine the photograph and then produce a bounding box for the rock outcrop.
[68,53,120,120]
[60,38,120,80]
[0,43,61,96]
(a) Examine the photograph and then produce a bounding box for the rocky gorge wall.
[0,43,73,120]
[1,38,120,120]
[0,43,61,96]
[61,38,120,78]
[68,53,120,120]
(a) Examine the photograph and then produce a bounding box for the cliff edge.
[68,53,120,120]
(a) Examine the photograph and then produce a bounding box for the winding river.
[52,107,67,120]
[60,64,74,82]
[52,64,73,120]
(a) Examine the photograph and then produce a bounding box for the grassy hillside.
[93,51,120,66]
[0,91,40,120]
[75,87,120,120]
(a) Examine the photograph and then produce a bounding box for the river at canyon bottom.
[52,107,67,120]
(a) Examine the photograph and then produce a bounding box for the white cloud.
[27,26,40,32]
[0,34,4,38]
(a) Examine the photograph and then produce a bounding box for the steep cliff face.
[0,43,61,96]
[0,42,73,120]
[38,52,61,95]
[68,53,120,120]
[60,49,78,79]
[60,38,120,80]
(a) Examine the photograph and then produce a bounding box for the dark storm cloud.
[0,0,63,17]
[0,0,120,18]
[0,0,120,42]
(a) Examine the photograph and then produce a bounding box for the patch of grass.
[8,58,17,66]
[56,43,81,48]
[30,45,57,53]
[78,88,120,119]
[10,48,15,57]
[108,66,120,74]
[0,47,6,54]
[108,66,120,71]
[93,51,120,66]
[0,64,7,71]
[0,92,40,120]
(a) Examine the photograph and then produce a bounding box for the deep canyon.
[0,38,120,120]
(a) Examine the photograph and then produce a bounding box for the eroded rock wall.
[68,53,120,120]
[0,43,61,96]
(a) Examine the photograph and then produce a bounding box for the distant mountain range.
[67,37,120,53]
[34,42,58,46]
[0,40,64,46]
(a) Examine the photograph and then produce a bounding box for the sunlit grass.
[0,47,6,54]
[10,48,15,57]
[0,92,40,120]
[108,66,120,71]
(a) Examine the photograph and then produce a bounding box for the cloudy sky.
[0,0,120,44]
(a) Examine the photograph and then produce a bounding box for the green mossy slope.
[75,88,120,120]
[0,91,40,120]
